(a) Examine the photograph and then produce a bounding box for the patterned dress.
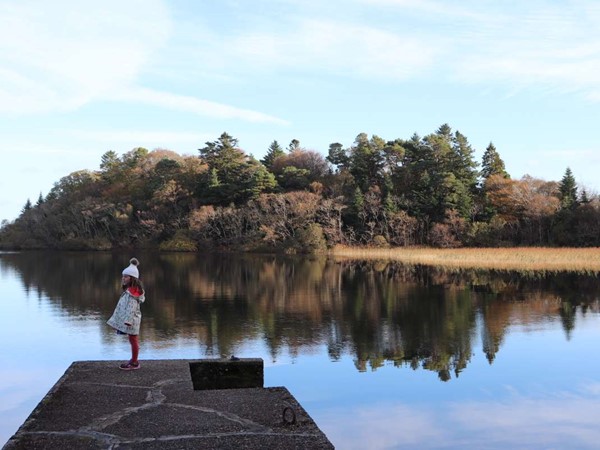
[107,288,145,335]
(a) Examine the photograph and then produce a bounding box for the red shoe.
[119,361,140,370]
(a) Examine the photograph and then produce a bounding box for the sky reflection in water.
[1,251,600,449]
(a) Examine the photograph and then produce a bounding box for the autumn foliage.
[2,127,599,252]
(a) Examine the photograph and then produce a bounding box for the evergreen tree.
[382,140,405,178]
[199,132,239,164]
[382,174,397,214]
[100,150,120,172]
[348,133,385,192]
[122,147,149,169]
[287,139,301,152]
[350,186,365,226]
[99,150,121,182]
[22,199,32,214]
[248,162,277,198]
[481,143,509,180]
[326,142,349,172]
[199,133,275,205]
[558,167,578,209]
[580,188,590,204]
[261,140,285,170]
[410,131,454,222]
[36,192,44,207]
[208,168,220,188]
[436,123,453,140]
[451,131,479,190]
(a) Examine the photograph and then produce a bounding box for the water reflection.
[322,384,600,449]
[2,251,598,383]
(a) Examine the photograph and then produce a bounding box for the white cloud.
[445,2,600,99]
[321,386,600,449]
[320,403,443,450]
[63,129,213,146]
[449,392,600,448]
[359,0,492,21]
[113,87,290,125]
[0,0,170,114]
[0,0,287,125]
[179,18,438,82]
[2,0,598,122]
[330,0,600,100]
[169,1,600,101]
[285,19,437,80]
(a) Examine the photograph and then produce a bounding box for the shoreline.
[330,246,600,273]
[3,245,600,273]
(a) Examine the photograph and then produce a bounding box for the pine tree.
[36,192,44,207]
[100,150,120,172]
[326,142,349,172]
[348,133,385,192]
[436,123,453,140]
[260,140,285,170]
[481,143,509,180]
[22,199,32,214]
[559,167,578,209]
[199,133,276,205]
[451,131,479,191]
[287,139,300,152]
[580,188,590,204]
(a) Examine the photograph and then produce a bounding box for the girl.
[107,258,146,370]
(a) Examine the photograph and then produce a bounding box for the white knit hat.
[122,257,140,278]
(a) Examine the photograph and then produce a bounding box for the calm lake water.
[2,251,600,449]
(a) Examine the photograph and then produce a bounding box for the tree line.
[1,124,598,251]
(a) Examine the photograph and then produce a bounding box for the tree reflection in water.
[2,251,598,382]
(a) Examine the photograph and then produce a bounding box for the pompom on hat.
[122,257,140,279]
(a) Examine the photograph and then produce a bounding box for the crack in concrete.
[163,402,270,432]
[6,363,332,449]
[81,379,176,432]
[112,430,330,446]
[72,377,274,445]
[14,430,119,447]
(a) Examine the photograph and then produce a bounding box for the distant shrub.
[372,235,389,248]
[294,223,327,254]
[60,237,113,251]
[466,217,508,247]
[429,223,461,248]
[159,231,198,252]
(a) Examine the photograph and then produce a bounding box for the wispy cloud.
[171,1,600,101]
[456,10,600,98]
[63,129,213,146]
[359,0,492,21]
[170,16,440,86]
[113,87,290,125]
[5,0,597,119]
[229,19,438,80]
[0,0,170,114]
[369,0,600,99]
[321,384,600,449]
[0,0,289,124]
[320,403,442,450]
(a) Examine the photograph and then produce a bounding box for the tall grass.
[331,246,600,273]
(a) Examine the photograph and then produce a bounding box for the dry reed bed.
[331,246,600,273]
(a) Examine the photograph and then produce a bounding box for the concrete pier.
[4,359,334,449]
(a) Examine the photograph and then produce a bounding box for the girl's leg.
[128,334,139,363]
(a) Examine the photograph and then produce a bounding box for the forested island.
[1,124,597,252]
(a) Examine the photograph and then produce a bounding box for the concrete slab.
[3,360,334,449]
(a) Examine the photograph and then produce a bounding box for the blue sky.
[1,0,599,222]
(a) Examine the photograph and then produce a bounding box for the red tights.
[128,334,139,363]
